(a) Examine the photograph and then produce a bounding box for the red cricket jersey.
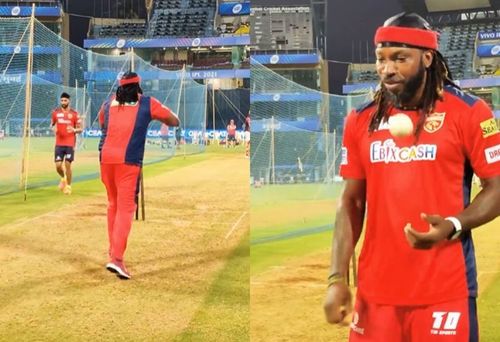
[98,95,177,165]
[227,124,236,136]
[51,108,80,147]
[340,85,500,305]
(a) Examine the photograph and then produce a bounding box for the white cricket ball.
[388,113,413,138]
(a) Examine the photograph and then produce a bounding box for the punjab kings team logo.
[424,112,446,133]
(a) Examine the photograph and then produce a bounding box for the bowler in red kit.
[50,92,82,195]
[98,72,179,279]
[323,13,500,341]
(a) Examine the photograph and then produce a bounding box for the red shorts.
[349,294,478,342]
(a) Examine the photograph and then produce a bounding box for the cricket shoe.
[58,177,67,191]
[106,260,131,280]
[63,185,72,195]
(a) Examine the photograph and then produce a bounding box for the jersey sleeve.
[462,99,500,179]
[339,110,366,179]
[150,97,178,124]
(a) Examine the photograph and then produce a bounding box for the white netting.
[0,17,207,195]
[250,59,370,185]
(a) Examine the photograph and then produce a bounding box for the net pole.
[333,129,337,180]
[75,79,79,112]
[271,116,276,184]
[203,82,208,148]
[130,47,135,72]
[20,5,36,200]
[324,120,329,183]
[182,72,186,158]
[179,65,186,158]
[212,82,216,145]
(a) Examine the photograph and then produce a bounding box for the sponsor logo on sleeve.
[485,144,500,164]
[480,118,499,138]
[341,147,348,165]
[424,112,446,133]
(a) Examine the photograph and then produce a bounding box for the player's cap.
[374,12,439,50]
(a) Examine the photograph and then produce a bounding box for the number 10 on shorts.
[431,312,461,335]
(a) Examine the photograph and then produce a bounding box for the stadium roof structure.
[399,0,499,16]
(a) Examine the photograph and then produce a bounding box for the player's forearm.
[329,198,365,276]
[457,176,500,231]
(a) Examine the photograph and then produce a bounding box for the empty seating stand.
[148,0,216,37]
[435,21,496,79]
[97,23,147,38]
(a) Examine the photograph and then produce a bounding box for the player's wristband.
[327,272,346,287]
[445,216,463,240]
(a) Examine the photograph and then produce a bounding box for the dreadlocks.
[116,72,143,105]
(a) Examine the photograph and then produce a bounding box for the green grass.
[0,144,248,341]
[0,144,242,227]
[0,137,206,194]
[174,233,249,342]
[251,183,342,208]
[478,273,500,342]
[250,183,341,275]
[251,231,331,275]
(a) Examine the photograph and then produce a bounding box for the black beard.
[61,104,68,109]
[384,62,426,107]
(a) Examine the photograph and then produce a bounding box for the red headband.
[374,26,439,50]
[119,75,141,86]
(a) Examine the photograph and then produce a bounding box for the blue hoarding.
[477,31,500,41]
[0,6,60,17]
[250,93,322,102]
[343,77,500,94]
[85,68,250,81]
[476,44,500,58]
[219,2,251,16]
[0,45,61,54]
[251,54,320,65]
[84,36,250,49]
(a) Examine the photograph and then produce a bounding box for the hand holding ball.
[389,114,413,138]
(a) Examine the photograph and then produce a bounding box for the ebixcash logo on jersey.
[370,139,437,164]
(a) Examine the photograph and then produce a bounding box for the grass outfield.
[250,183,500,341]
[0,136,202,195]
[0,145,249,341]
[251,183,341,274]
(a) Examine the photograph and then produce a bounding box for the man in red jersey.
[227,118,237,148]
[50,92,82,195]
[323,13,500,341]
[98,72,179,280]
